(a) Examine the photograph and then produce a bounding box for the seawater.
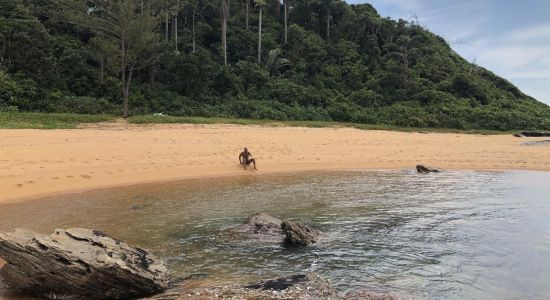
[0,170,549,299]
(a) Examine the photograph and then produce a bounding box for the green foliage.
[0,0,548,130]
[0,112,114,129]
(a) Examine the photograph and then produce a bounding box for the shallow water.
[1,170,550,299]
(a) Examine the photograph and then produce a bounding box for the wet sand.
[0,122,548,204]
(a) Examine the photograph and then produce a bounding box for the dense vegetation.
[1,0,549,130]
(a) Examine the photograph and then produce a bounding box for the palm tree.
[283,0,288,44]
[221,0,230,65]
[256,0,265,63]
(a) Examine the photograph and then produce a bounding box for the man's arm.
[238,152,243,163]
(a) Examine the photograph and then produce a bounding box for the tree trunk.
[284,0,287,44]
[174,14,178,52]
[99,63,104,84]
[165,13,169,41]
[257,6,262,63]
[326,10,330,43]
[221,0,229,65]
[275,0,280,16]
[192,6,196,52]
[121,37,128,118]
[245,0,249,31]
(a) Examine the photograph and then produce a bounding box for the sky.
[348,0,550,105]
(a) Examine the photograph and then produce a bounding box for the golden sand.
[1,123,548,204]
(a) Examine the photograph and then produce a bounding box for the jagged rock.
[521,131,550,137]
[228,212,283,241]
[416,165,440,173]
[226,213,323,246]
[281,220,321,246]
[0,228,169,300]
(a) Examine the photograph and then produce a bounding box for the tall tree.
[385,35,426,86]
[220,0,230,65]
[192,0,200,52]
[256,0,265,63]
[283,0,288,44]
[51,0,161,118]
[245,0,249,31]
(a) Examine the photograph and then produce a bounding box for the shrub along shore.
[0,112,517,135]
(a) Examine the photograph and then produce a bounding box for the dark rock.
[281,220,321,246]
[0,228,169,299]
[521,131,550,137]
[227,213,323,246]
[513,133,524,137]
[416,165,440,173]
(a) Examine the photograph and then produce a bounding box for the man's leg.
[250,158,257,170]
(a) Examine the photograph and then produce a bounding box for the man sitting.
[239,147,257,170]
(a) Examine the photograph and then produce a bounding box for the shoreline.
[3,165,550,206]
[1,123,549,205]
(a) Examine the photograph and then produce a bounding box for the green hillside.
[1,0,549,130]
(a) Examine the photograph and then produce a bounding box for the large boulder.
[0,228,169,299]
[416,165,440,173]
[281,220,321,246]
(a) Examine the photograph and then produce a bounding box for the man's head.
[244,147,248,152]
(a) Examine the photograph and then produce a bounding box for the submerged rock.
[148,273,338,299]
[416,165,440,173]
[0,228,169,299]
[281,220,321,246]
[344,290,398,300]
[148,273,397,300]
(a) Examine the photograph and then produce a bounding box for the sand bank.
[0,123,548,204]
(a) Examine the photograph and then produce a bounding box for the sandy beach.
[0,122,548,204]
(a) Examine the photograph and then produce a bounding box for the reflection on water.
[1,170,550,299]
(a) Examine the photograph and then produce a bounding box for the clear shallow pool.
[1,170,549,299]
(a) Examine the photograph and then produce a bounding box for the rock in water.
[229,212,283,240]
[0,228,169,299]
[281,220,321,246]
[246,212,283,235]
[416,165,440,173]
